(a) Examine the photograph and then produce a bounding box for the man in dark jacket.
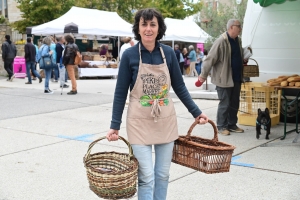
[174,44,180,63]
[2,35,17,81]
[56,37,68,88]
[24,37,42,84]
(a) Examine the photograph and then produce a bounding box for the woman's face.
[183,48,187,54]
[139,17,159,44]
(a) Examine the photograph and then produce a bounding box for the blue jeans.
[26,61,41,83]
[131,141,174,200]
[196,62,202,75]
[51,66,59,80]
[44,68,52,90]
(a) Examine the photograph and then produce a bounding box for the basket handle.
[248,58,258,66]
[83,136,134,163]
[186,119,218,142]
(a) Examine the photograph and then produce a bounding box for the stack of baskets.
[172,120,235,174]
[84,136,138,199]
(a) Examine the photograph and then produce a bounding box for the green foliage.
[147,0,203,19]
[0,15,6,24]
[194,0,247,50]
[12,0,203,33]
[12,0,75,33]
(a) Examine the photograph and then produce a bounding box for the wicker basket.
[84,136,138,199]
[243,58,259,77]
[172,120,235,174]
[109,58,118,69]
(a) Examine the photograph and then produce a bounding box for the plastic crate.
[238,82,281,126]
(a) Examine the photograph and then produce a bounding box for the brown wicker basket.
[243,58,259,77]
[172,120,235,174]
[84,136,138,199]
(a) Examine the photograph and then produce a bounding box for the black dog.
[256,108,271,139]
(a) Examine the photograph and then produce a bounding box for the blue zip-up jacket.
[110,41,202,130]
[37,44,50,62]
[50,42,57,63]
[187,50,197,62]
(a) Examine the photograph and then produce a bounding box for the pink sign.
[13,57,26,78]
[196,43,204,52]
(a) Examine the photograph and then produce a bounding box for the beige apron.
[126,44,179,145]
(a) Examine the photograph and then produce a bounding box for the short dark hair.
[64,34,74,43]
[132,8,166,41]
[27,37,32,43]
[5,35,10,40]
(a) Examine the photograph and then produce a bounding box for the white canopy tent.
[162,18,211,46]
[29,6,133,38]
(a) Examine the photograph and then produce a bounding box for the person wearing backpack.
[63,34,79,95]
[2,35,17,81]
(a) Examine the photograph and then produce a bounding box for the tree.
[12,0,203,33]
[194,0,247,50]
[147,0,203,19]
[12,0,75,33]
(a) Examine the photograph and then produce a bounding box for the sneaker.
[60,84,69,88]
[25,82,32,84]
[67,90,77,95]
[39,77,42,83]
[229,126,244,133]
[218,128,230,136]
[44,89,54,94]
[9,74,15,82]
[32,77,37,81]
[54,80,58,83]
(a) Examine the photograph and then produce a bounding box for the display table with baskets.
[78,60,119,78]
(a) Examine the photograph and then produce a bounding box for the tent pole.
[172,40,174,49]
[118,36,120,62]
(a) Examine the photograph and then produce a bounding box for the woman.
[50,36,58,82]
[63,34,78,95]
[37,37,53,94]
[106,8,208,200]
[187,45,198,77]
[182,47,189,75]
[99,45,107,56]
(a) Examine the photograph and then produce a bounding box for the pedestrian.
[37,36,54,94]
[195,48,204,75]
[50,36,58,82]
[106,8,208,200]
[179,50,185,75]
[31,40,39,81]
[119,37,135,61]
[199,19,247,136]
[174,44,183,74]
[187,45,198,77]
[63,34,79,95]
[1,35,17,81]
[99,45,107,56]
[182,47,189,75]
[24,37,42,84]
[56,36,69,88]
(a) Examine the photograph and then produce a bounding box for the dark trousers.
[216,82,241,130]
[179,62,184,75]
[4,58,14,79]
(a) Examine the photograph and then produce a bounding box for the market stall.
[28,6,133,78]
[161,18,211,48]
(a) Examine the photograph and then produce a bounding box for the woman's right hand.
[106,129,119,141]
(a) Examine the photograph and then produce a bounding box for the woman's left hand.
[196,113,209,124]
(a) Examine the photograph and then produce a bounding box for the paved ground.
[0,75,299,200]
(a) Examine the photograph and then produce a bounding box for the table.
[275,86,300,140]
[78,68,119,77]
